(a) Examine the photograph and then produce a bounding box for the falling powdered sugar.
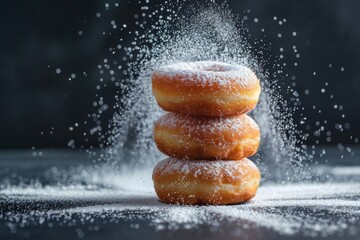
[100,0,313,185]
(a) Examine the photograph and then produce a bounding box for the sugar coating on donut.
[153,157,258,181]
[156,112,259,134]
[152,61,257,87]
[154,113,260,160]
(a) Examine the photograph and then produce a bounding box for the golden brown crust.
[154,113,260,160]
[152,61,261,117]
[152,158,261,205]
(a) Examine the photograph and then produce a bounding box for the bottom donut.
[152,157,260,205]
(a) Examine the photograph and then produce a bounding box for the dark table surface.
[0,148,359,240]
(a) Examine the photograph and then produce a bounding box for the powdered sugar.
[95,0,316,185]
[153,61,255,87]
[156,112,258,133]
[153,157,256,180]
[1,162,359,238]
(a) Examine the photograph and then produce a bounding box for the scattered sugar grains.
[0,164,359,236]
[1,0,359,238]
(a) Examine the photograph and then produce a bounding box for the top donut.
[152,61,261,117]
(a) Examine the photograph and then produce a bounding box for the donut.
[152,157,260,205]
[154,113,260,160]
[152,61,261,117]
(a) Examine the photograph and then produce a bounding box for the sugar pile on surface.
[0,164,359,237]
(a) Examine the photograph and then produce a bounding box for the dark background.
[0,0,359,149]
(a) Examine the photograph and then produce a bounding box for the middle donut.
[154,113,260,160]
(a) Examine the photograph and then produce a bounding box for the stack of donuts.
[151,61,261,205]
